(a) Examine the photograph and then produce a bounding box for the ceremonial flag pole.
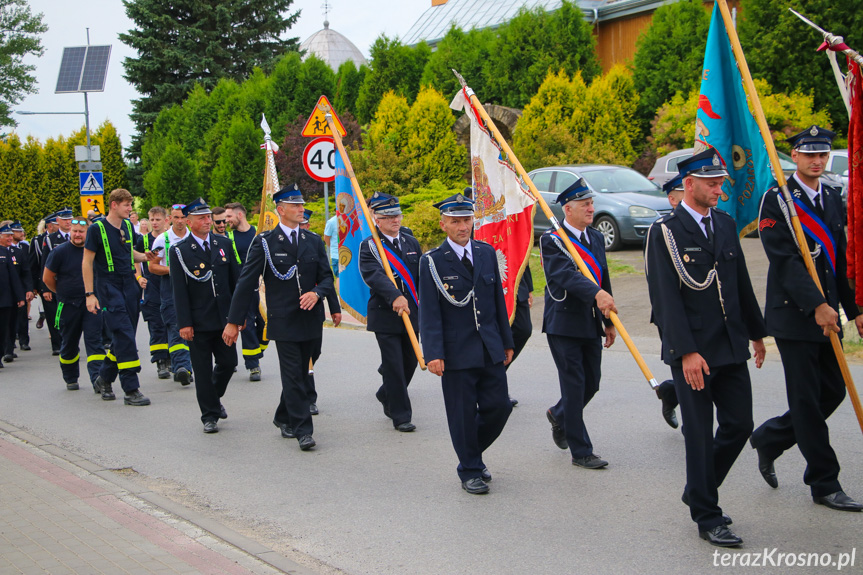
[257,114,281,340]
[714,0,863,434]
[450,70,659,391]
[315,100,426,371]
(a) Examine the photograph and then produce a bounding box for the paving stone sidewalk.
[0,426,311,575]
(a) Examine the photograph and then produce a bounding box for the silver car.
[529,165,671,251]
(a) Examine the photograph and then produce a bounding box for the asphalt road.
[2,277,862,575]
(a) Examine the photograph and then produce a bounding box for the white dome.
[300,21,368,72]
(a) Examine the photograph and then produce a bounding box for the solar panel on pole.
[54,45,112,93]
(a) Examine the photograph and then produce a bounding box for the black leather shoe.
[750,439,778,488]
[273,420,296,439]
[249,367,261,382]
[572,454,608,469]
[93,376,103,394]
[156,359,171,379]
[396,422,416,432]
[682,492,732,525]
[203,421,218,433]
[699,525,743,547]
[174,368,192,386]
[19,344,30,351]
[510,396,518,407]
[3,354,13,363]
[218,404,227,419]
[124,390,151,406]
[309,402,319,415]
[814,491,863,512]
[12,352,17,358]
[546,408,568,450]
[100,380,116,401]
[36,315,45,329]
[66,382,79,391]
[481,468,492,482]
[298,435,316,450]
[661,405,679,429]
[462,477,489,494]
[52,349,60,356]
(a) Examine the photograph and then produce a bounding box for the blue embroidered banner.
[334,152,371,323]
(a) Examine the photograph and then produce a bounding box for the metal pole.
[324,181,330,222]
[84,28,91,162]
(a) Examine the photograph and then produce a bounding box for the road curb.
[0,418,320,575]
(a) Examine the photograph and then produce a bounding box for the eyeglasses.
[172,204,186,210]
[213,219,226,225]
[70,219,88,225]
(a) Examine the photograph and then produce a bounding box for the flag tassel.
[451,69,659,391]
[315,101,426,371]
[717,0,863,435]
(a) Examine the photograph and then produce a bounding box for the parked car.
[827,149,848,187]
[647,149,695,186]
[529,165,671,251]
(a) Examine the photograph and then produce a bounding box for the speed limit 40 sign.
[302,137,335,182]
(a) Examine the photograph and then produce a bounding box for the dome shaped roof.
[300,21,368,72]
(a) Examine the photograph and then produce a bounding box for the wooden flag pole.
[715,0,863,434]
[316,101,426,371]
[451,70,659,391]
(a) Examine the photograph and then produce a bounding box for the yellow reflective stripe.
[106,351,117,362]
[259,343,269,350]
[117,359,141,370]
[241,348,261,356]
[169,343,189,353]
[150,344,169,351]
[59,354,79,364]
[87,354,106,363]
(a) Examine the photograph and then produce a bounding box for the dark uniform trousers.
[359,231,421,426]
[227,227,334,440]
[507,267,533,368]
[306,289,341,404]
[57,301,105,385]
[170,233,239,424]
[97,276,142,392]
[645,205,766,532]
[5,244,31,355]
[750,182,856,498]
[541,226,612,459]
[41,233,67,353]
[240,294,263,369]
[161,297,192,373]
[419,239,514,482]
[141,301,168,363]
[0,308,12,361]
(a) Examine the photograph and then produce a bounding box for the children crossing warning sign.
[301,95,347,137]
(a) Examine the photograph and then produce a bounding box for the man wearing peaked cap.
[3,219,34,360]
[418,193,514,494]
[750,126,863,512]
[39,209,73,356]
[360,192,421,432]
[29,213,56,332]
[645,146,767,547]
[540,177,617,469]
[224,182,334,451]
[663,174,685,209]
[0,223,25,369]
[170,197,240,434]
[135,206,171,379]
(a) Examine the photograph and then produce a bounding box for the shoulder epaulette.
[713,207,733,220]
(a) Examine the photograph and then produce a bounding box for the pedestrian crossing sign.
[79,171,104,194]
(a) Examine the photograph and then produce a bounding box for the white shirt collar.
[168,226,188,243]
[793,172,821,204]
[446,237,472,261]
[680,200,712,239]
[563,220,589,244]
[190,232,210,250]
[278,222,299,238]
[382,231,400,244]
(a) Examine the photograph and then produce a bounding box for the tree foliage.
[738,0,862,135]
[0,121,127,234]
[421,26,496,101]
[120,0,300,157]
[334,60,369,118]
[512,67,640,171]
[0,0,47,128]
[354,36,431,124]
[631,0,710,135]
[650,78,832,155]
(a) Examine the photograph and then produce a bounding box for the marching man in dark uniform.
[170,199,239,434]
[359,192,420,432]
[0,223,25,369]
[10,220,34,354]
[540,178,617,469]
[43,217,106,391]
[135,207,171,379]
[645,148,767,547]
[223,184,334,451]
[82,188,153,406]
[750,126,863,512]
[29,214,53,332]
[39,210,68,355]
[1,219,33,363]
[419,193,514,495]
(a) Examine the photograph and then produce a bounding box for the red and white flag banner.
[450,88,536,321]
[846,59,863,305]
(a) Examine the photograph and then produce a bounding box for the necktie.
[461,251,473,275]
[203,239,211,258]
[393,237,400,254]
[814,193,823,215]
[290,231,297,245]
[579,231,587,246]
[701,216,714,245]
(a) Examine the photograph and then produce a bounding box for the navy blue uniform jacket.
[758,179,858,342]
[418,239,514,370]
[170,233,240,333]
[359,229,421,334]
[540,226,612,339]
[227,227,333,342]
[645,205,766,367]
[0,246,25,308]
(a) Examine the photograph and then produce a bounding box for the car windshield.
[776,151,798,171]
[581,168,664,197]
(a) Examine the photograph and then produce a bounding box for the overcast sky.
[14,0,431,149]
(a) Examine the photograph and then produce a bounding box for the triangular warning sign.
[82,173,103,192]
[302,95,347,138]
